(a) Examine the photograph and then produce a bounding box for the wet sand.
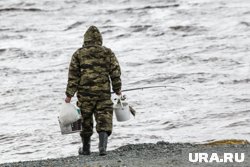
[1,141,249,167]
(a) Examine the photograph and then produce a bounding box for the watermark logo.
[189,153,245,163]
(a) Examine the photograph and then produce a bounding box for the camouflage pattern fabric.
[79,99,113,137]
[66,25,121,99]
[65,25,122,136]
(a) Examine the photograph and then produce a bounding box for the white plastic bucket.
[59,103,81,126]
[58,118,82,135]
[58,103,82,135]
[114,101,130,122]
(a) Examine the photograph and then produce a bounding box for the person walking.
[65,25,122,156]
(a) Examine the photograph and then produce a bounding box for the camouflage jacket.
[65,26,122,100]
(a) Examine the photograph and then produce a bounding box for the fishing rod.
[112,85,185,94]
[112,85,185,116]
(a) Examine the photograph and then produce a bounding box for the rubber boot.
[99,131,108,156]
[78,136,91,155]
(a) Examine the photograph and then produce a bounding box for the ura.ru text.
[189,153,244,163]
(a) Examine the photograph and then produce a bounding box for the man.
[65,25,122,156]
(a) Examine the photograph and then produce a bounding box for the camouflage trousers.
[77,99,113,137]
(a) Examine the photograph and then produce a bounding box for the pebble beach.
[1,141,250,167]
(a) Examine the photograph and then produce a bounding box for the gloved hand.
[65,96,71,103]
[116,90,122,96]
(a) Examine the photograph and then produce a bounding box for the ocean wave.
[139,4,179,10]
[0,8,43,12]
[130,25,152,32]
[106,4,179,14]
[219,79,250,85]
[64,21,85,31]
[224,120,249,128]
[0,34,25,40]
[207,110,250,119]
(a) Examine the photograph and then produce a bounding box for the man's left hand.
[65,96,71,103]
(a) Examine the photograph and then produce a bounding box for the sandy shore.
[1,141,249,167]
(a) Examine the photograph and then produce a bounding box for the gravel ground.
[1,141,249,167]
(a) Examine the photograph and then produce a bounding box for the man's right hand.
[115,90,122,96]
[65,96,71,103]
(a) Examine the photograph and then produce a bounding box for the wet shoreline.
[1,141,249,167]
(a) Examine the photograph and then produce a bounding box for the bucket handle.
[118,95,123,108]
[117,95,127,108]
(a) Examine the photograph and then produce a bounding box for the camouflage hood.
[83,26,103,46]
